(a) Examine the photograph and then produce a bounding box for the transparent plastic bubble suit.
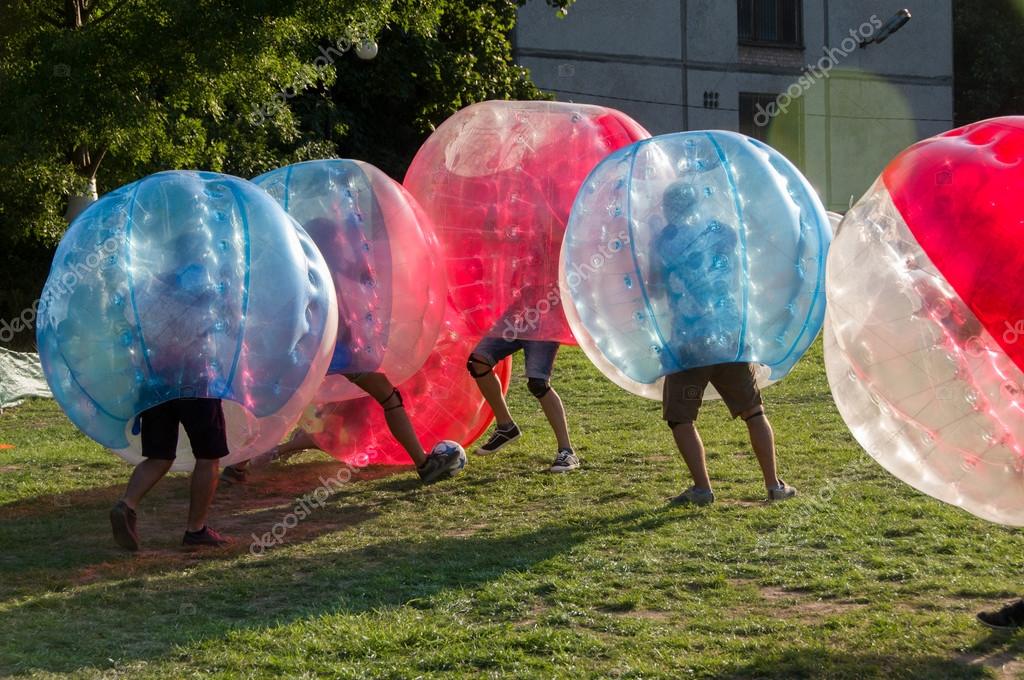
[404,100,649,344]
[563,130,830,389]
[301,295,512,466]
[253,160,446,403]
[558,238,772,401]
[825,117,1024,526]
[37,170,338,472]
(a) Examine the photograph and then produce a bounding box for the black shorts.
[140,399,230,460]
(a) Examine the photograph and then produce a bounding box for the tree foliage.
[0,0,572,247]
[0,0,572,346]
[954,0,1024,125]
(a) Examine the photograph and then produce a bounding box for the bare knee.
[193,458,219,472]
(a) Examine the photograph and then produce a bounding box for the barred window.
[738,0,803,47]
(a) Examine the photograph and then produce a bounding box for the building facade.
[514,0,954,211]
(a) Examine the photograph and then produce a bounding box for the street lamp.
[860,9,912,48]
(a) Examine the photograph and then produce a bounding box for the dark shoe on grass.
[110,500,139,551]
[418,449,466,484]
[977,599,1024,630]
[220,464,249,484]
[183,526,232,548]
[474,423,521,455]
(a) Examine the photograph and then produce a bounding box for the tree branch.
[86,147,108,179]
[84,0,130,28]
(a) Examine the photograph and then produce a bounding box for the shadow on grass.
[722,640,1024,679]
[0,502,686,675]
[0,459,406,600]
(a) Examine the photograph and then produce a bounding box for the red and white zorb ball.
[825,117,1024,525]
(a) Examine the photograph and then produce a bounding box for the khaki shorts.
[662,363,763,424]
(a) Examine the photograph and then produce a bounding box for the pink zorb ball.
[301,295,513,466]
[253,160,446,404]
[404,100,649,343]
[825,117,1024,525]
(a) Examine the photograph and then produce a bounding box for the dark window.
[703,91,720,109]
[738,0,803,48]
[739,92,804,167]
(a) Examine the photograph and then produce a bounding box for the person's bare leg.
[187,459,220,532]
[233,430,320,474]
[122,458,174,510]
[349,373,427,466]
[741,407,780,490]
[670,422,712,491]
[273,430,318,459]
[469,355,513,425]
[538,388,571,450]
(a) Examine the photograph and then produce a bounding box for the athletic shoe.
[474,423,521,455]
[220,464,249,484]
[768,480,797,501]
[977,599,1024,630]
[183,526,232,548]
[669,486,716,506]
[418,449,466,484]
[109,500,140,551]
[549,448,580,472]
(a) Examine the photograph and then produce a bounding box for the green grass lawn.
[2,340,1024,678]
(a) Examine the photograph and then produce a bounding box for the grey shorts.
[471,337,560,381]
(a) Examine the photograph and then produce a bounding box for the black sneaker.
[220,464,249,484]
[977,599,1024,630]
[549,448,580,472]
[183,526,232,548]
[474,423,521,455]
[110,500,139,551]
[418,449,466,484]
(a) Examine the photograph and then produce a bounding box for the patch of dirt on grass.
[0,483,124,519]
[717,498,766,508]
[448,522,490,538]
[514,602,551,628]
[0,465,22,472]
[727,580,864,623]
[956,649,1024,680]
[758,585,866,622]
[601,608,674,622]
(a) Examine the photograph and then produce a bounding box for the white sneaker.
[549,448,580,472]
[768,479,797,501]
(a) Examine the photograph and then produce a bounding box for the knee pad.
[741,408,765,422]
[467,356,493,378]
[380,388,404,412]
[527,378,551,399]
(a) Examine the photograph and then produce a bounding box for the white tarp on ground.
[0,348,51,410]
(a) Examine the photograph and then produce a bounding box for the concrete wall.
[514,0,954,211]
